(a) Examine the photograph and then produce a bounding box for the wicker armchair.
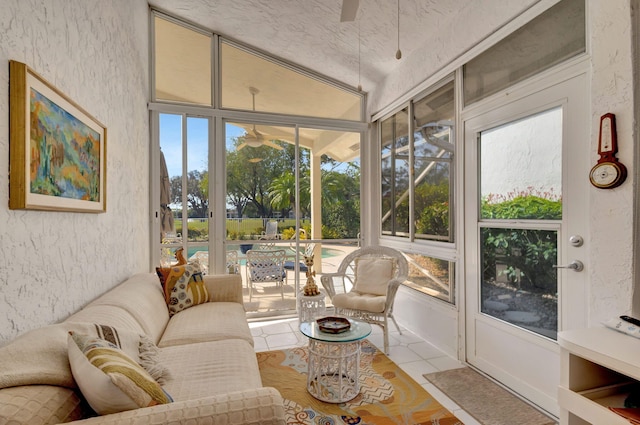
[320,246,408,354]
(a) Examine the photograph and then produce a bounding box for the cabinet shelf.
[558,327,640,425]
[580,381,637,406]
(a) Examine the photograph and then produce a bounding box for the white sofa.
[0,272,286,424]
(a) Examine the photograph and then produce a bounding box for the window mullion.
[408,101,415,242]
[181,113,188,252]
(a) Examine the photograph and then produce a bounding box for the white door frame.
[462,66,589,416]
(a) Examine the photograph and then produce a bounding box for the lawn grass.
[174,218,308,239]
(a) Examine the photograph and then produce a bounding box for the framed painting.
[9,60,107,212]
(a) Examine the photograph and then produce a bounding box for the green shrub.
[481,193,562,292]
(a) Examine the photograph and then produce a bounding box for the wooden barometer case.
[589,113,627,189]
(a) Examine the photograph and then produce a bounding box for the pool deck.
[235,243,358,317]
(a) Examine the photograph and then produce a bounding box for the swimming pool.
[187,246,343,260]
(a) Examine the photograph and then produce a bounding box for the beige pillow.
[68,332,172,415]
[353,257,396,295]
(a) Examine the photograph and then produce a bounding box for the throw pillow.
[155,264,209,316]
[68,332,172,415]
[353,257,396,296]
[156,264,192,302]
[168,266,208,316]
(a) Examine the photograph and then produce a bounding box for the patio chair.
[226,250,239,275]
[260,220,281,240]
[246,249,287,301]
[320,246,408,355]
[284,243,316,284]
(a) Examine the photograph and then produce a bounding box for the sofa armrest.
[68,387,285,425]
[203,273,243,304]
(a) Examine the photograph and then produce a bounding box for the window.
[379,77,456,303]
[381,80,455,243]
[413,83,455,242]
[152,13,212,106]
[381,107,409,236]
[463,0,585,105]
[220,41,362,121]
[150,10,365,318]
[159,114,210,270]
[404,254,455,303]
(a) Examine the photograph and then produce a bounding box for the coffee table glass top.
[300,317,372,343]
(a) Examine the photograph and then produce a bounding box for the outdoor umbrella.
[160,150,174,235]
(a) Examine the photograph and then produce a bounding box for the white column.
[310,153,322,273]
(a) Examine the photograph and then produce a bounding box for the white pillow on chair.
[353,257,396,296]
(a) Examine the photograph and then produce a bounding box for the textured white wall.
[587,0,636,325]
[368,0,537,115]
[0,0,149,344]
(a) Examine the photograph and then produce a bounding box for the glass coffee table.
[299,317,372,403]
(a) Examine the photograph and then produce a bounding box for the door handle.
[553,260,584,272]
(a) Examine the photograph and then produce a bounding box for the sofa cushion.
[0,322,159,390]
[68,333,172,415]
[0,384,91,425]
[159,339,262,401]
[158,302,254,348]
[353,257,396,296]
[85,273,170,344]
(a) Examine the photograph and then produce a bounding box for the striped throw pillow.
[68,332,172,415]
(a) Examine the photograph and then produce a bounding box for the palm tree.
[269,169,344,216]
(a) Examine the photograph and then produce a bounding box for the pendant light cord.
[358,19,362,91]
[396,0,402,59]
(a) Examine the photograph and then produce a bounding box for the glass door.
[158,113,211,271]
[225,121,361,318]
[464,74,588,416]
[479,107,562,340]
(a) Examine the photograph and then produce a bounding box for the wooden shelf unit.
[558,327,640,424]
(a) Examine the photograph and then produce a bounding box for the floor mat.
[424,367,556,425]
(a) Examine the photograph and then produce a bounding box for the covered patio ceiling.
[232,123,361,163]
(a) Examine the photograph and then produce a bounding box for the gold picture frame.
[9,60,107,212]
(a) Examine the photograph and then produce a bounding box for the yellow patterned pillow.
[156,264,194,302]
[156,264,209,316]
[168,265,208,315]
[68,332,172,415]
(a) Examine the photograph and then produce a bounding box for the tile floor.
[249,317,482,424]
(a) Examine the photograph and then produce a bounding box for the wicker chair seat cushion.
[332,291,386,313]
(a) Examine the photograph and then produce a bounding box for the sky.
[159,114,244,178]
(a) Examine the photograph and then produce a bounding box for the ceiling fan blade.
[263,140,284,150]
[237,142,247,151]
[249,128,263,140]
[340,0,359,22]
[248,157,262,163]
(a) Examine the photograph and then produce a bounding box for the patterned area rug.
[256,340,462,425]
[424,368,556,425]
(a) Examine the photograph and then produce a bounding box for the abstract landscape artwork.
[9,61,106,212]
